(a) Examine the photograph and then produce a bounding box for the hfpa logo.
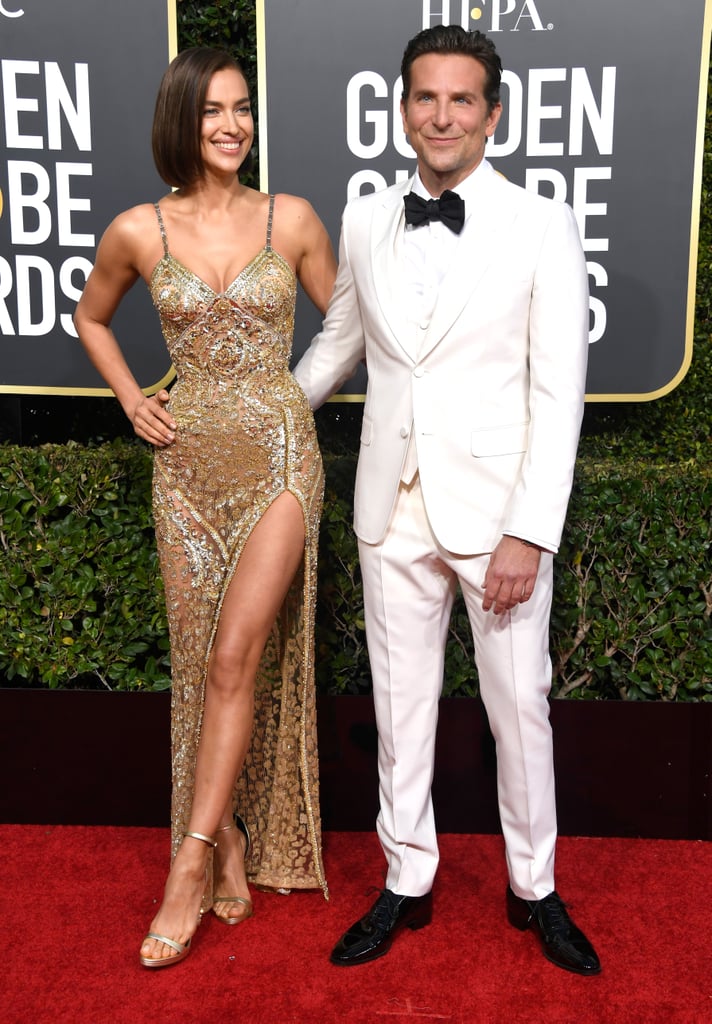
[0,1,25,17]
[422,0,552,33]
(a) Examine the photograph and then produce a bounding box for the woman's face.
[199,68,253,178]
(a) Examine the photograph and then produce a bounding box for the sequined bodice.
[149,247,297,382]
[147,199,309,454]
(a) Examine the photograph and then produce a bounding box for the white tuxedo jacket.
[294,161,589,555]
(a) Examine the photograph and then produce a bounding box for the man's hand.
[482,535,542,615]
[131,389,176,447]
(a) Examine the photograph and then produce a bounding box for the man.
[294,25,600,975]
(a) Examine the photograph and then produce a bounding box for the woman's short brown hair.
[152,47,250,188]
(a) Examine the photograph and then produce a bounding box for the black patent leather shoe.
[330,889,433,966]
[506,886,601,975]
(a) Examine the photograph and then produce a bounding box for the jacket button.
[399,426,409,438]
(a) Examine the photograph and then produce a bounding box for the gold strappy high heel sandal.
[139,830,216,969]
[212,814,253,925]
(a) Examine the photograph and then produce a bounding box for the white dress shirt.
[400,162,488,483]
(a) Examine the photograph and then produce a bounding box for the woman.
[74,47,336,968]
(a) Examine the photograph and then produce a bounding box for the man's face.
[401,52,502,194]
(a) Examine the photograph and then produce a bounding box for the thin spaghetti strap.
[154,202,169,256]
[265,194,275,251]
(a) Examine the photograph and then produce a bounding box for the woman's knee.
[206,640,259,699]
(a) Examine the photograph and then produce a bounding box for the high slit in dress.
[149,196,327,902]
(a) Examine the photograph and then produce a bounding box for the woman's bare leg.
[140,493,305,962]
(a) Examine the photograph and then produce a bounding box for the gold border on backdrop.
[587,1,712,402]
[257,0,711,405]
[0,0,178,398]
[167,0,177,59]
[257,0,269,194]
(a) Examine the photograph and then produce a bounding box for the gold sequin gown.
[149,197,327,901]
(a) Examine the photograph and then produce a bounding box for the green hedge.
[0,440,709,699]
[318,449,712,702]
[551,460,711,700]
[0,442,170,690]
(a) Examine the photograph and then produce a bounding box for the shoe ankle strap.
[183,830,217,848]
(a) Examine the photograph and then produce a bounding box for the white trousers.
[358,477,557,901]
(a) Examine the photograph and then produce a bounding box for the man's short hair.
[401,25,502,111]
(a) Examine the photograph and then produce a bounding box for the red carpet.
[2,826,710,1023]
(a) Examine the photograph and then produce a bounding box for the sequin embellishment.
[149,199,327,900]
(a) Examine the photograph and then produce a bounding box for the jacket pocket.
[470,422,529,457]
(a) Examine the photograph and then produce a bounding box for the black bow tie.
[403,189,465,234]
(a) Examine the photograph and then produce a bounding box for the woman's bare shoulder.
[105,201,165,241]
[94,200,168,276]
[272,192,321,222]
